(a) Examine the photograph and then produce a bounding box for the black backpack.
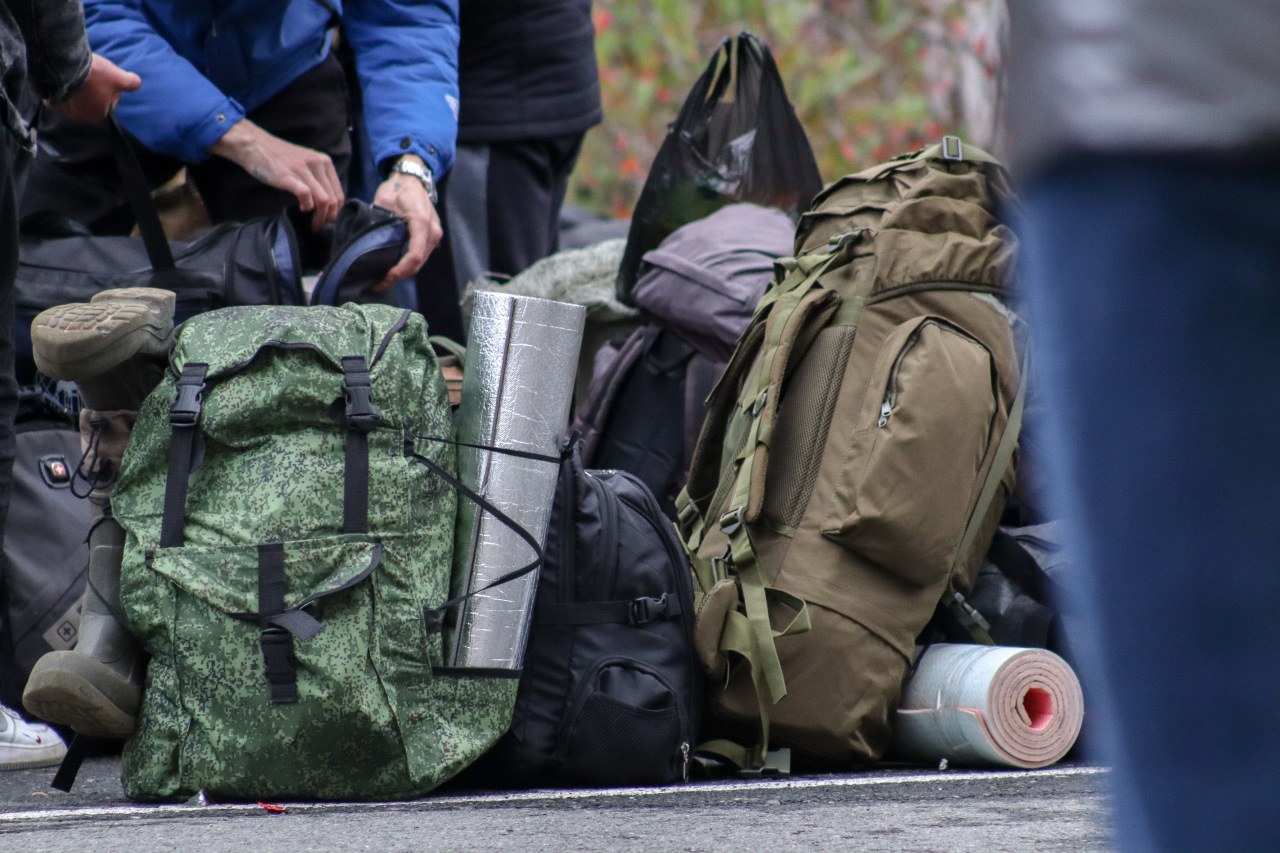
[573,326,722,520]
[474,444,703,787]
[0,393,93,710]
[571,205,794,520]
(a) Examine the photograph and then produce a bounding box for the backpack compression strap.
[159,363,209,548]
[252,354,379,703]
[942,341,1030,645]
[675,237,858,771]
[341,356,378,534]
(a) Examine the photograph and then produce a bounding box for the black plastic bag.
[616,32,823,306]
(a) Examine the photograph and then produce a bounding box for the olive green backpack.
[677,139,1026,773]
[113,304,521,802]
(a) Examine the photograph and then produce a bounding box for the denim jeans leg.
[1019,155,1280,853]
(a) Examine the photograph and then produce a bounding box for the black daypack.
[573,326,722,520]
[475,444,702,787]
[0,396,93,710]
[308,199,413,308]
[572,205,793,519]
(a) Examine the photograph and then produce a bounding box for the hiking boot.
[0,703,67,770]
[31,288,176,411]
[22,411,144,738]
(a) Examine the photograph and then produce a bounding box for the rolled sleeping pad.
[448,291,586,668]
[892,643,1084,769]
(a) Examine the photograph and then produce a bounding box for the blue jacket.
[83,0,459,179]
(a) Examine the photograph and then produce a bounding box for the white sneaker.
[0,703,67,770]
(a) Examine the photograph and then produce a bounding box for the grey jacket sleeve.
[2,0,92,103]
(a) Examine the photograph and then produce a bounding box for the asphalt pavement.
[0,757,1111,852]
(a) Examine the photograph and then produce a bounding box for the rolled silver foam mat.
[449,291,585,668]
[892,643,1084,769]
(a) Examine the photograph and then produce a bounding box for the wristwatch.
[392,158,438,205]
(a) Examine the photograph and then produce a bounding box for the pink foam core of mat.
[1021,686,1054,730]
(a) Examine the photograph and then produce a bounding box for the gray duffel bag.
[631,203,796,362]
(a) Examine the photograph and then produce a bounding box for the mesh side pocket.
[763,325,857,529]
[560,662,683,786]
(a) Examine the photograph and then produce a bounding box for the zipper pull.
[681,742,690,782]
[878,399,892,428]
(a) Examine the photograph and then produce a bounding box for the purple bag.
[631,203,795,363]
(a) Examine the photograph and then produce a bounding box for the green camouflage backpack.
[677,139,1025,772]
[113,303,517,802]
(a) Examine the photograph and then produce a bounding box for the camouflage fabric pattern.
[113,304,518,802]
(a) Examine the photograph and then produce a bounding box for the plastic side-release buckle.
[628,593,674,626]
[738,748,791,779]
[340,356,379,433]
[720,506,745,536]
[260,626,297,704]
[169,365,208,427]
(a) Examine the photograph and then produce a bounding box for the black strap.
[341,356,378,535]
[233,541,384,632]
[50,733,93,793]
[536,594,683,627]
[406,442,545,634]
[412,434,568,466]
[159,363,208,549]
[108,109,174,272]
[988,531,1065,607]
[257,543,298,704]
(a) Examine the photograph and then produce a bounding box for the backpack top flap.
[169,302,403,382]
[633,203,795,362]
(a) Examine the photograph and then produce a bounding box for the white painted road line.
[0,766,1108,825]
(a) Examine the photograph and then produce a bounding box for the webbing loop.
[340,356,378,535]
[159,363,208,549]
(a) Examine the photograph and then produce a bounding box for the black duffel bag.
[14,112,303,381]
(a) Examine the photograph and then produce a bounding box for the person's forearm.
[207,118,267,177]
[208,118,344,230]
[5,0,93,103]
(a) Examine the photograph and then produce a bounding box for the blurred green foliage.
[570,0,981,219]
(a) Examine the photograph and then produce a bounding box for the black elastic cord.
[159,363,208,549]
[372,309,413,366]
[70,417,113,499]
[407,444,545,634]
[412,434,569,465]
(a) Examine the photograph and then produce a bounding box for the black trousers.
[20,56,352,236]
[415,133,584,343]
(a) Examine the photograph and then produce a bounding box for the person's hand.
[55,54,140,123]
[371,155,442,291]
[208,119,344,230]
